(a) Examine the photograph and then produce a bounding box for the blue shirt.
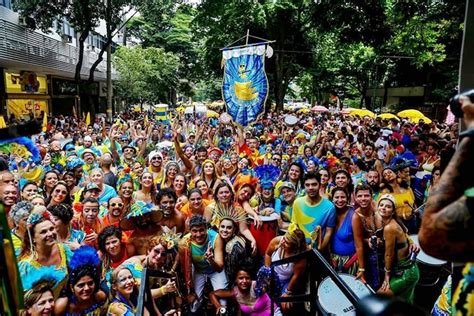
[291,196,336,243]
[98,184,118,205]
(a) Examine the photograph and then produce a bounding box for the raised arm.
[173,125,193,170]
[418,96,474,261]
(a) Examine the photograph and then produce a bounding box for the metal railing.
[270,249,363,315]
[136,267,176,316]
[135,248,369,316]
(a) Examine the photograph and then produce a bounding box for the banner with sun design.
[222,44,272,126]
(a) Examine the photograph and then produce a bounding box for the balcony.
[0,17,116,81]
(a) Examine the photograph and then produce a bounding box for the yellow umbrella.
[85,112,91,126]
[206,110,219,118]
[378,113,399,120]
[409,116,432,124]
[348,108,375,118]
[42,112,47,132]
[176,106,185,113]
[297,108,310,114]
[397,109,425,119]
[0,116,6,129]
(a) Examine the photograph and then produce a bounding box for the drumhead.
[249,213,279,222]
[409,235,447,266]
[284,115,298,125]
[317,273,371,315]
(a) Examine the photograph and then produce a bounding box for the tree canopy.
[15,0,466,111]
[113,46,180,105]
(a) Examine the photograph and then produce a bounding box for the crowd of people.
[0,98,469,315]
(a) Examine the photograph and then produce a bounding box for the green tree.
[193,0,317,111]
[127,2,201,99]
[113,46,180,105]
[299,0,464,109]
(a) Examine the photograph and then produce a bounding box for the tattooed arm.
[419,136,474,261]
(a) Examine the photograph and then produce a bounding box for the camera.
[449,89,474,118]
[224,128,232,137]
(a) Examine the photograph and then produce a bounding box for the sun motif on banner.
[222,44,273,126]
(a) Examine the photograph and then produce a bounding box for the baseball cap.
[84,182,100,192]
[83,136,92,142]
[279,181,296,192]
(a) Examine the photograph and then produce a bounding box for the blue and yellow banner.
[222,44,270,126]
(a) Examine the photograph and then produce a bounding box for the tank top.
[332,208,356,256]
[191,229,217,274]
[271,245,294,283]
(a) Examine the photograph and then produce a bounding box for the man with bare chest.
[121,201,164,255]
[157,188,185,235]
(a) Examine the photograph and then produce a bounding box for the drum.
[409,235,447,286]
[248,213,278,256]
[317,273,372,315]
[284,115,298,125]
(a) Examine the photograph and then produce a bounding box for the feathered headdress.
[116,166,133,190]
[214,202,248,223]
[69,246,100,285]
[0,136,44,181]
[233,173,258,193]
[0,137,41,163]
[255,165,281,189]
[69,246,100,271]
[66,157,84,171]
[22,265,63,293]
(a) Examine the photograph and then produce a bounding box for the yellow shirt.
[380,188,415,219]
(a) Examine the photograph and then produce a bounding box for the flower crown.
[161,226,182,250]
[27,209,52,228]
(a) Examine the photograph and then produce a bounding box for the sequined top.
[65,298,108,316]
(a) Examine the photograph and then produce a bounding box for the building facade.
[0,2,118,122]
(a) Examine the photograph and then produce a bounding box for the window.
[0,0,12,9]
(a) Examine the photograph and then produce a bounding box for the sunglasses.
[110,202,123,208]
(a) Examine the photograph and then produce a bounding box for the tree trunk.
[75,30,89,83]
[88,38,113,83]
[382,82,389,111]
[274,53,286,112]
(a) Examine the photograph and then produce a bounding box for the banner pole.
[245,29,250,45]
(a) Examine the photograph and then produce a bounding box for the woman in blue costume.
[107,265,178,316]
[330,187,358,275]
[54,246,109,315]
[89,168,118,207]
[18,207,73,298]
[107,266,138,315]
